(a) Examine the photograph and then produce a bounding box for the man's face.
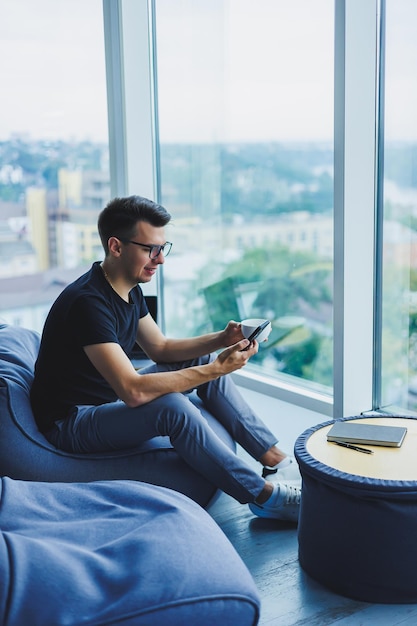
[121,221,167,284]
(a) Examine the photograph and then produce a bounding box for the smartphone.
[242,320,270,351]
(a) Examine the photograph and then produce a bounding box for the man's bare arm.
[136,313,245,363]
[84,338,255,408]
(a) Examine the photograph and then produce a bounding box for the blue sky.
[1,0,416,143]
[0,0,107,142]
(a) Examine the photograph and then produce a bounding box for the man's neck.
[100,262,130,303]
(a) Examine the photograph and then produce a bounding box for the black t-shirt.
[31,262,149,433]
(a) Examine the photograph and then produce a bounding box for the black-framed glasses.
[120,239,172,260]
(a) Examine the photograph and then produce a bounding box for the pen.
[332,441,374,455]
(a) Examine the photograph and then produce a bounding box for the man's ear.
[108,236,122,256]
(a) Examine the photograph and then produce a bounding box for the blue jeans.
[46,354,277,503]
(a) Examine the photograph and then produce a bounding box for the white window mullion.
[103,0,127,196]
[103,0,157,199]
[333,0,379,417]
[103,0,159,303]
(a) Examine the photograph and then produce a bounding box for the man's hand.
[215,338,258,375]
[222,320,245,347]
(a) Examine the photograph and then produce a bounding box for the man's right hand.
[215,339,258,375]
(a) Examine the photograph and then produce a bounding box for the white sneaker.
[262,457,301,485]
[249,483,301,523]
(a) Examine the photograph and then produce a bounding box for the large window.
[155,0,334,396]
[380,0,417,412]
[0,0,109,332]
[4,1,417,418]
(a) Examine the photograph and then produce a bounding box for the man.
[31,195,301,521]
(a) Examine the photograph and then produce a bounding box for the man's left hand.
[222,321,245,347]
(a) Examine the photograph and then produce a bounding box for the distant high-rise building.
[26,187,49,271]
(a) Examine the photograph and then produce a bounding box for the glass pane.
[380,0,417,411]
[155,0,334,393]
[0,0,109,332]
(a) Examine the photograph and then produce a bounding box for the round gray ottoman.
[294,415,417,602]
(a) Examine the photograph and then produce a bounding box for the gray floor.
[208,388,417,626]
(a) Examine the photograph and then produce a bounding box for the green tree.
[196,242,333,385]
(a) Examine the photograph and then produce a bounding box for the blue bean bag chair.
[0,324,235,507]
[0,476,260,625]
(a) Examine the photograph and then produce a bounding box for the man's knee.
[156,393,205,435]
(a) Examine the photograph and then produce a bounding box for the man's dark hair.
[98,195,171,253]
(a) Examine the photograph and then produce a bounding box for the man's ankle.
[255,481,274,505]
